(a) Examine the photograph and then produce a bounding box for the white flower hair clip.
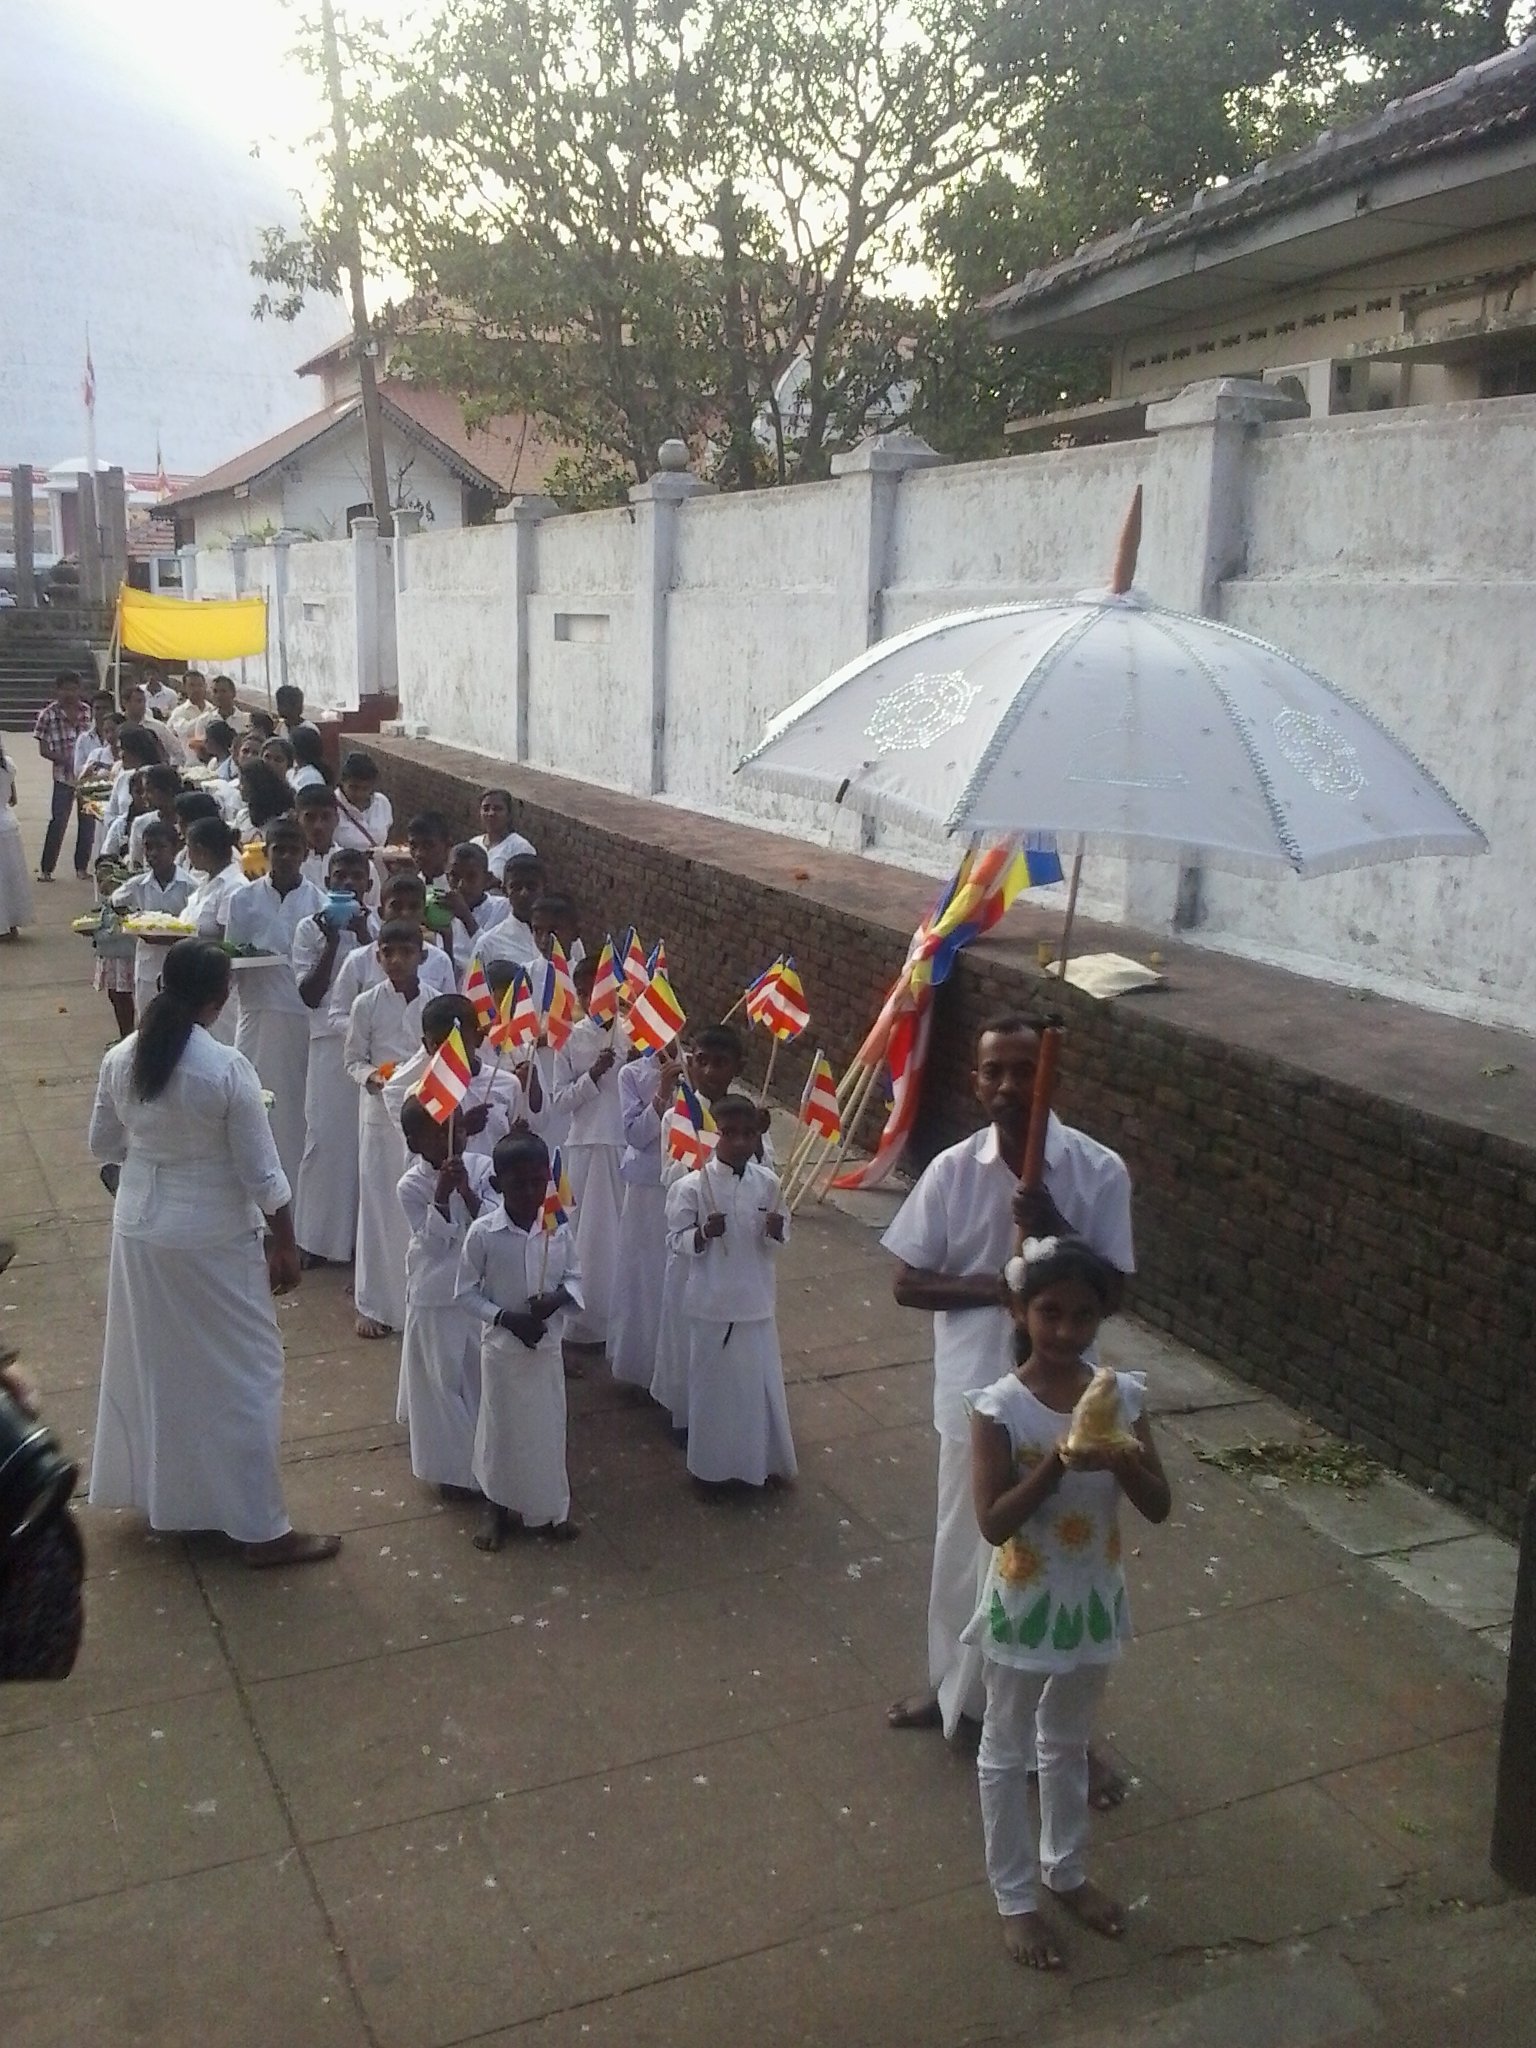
[1003,1237,1059,1293]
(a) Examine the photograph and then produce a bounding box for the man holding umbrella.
[882,1015,1134,1773]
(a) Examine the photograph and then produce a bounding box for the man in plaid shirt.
[32,670,94,881]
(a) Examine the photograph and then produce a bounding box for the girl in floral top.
[965,1235,1170,1971]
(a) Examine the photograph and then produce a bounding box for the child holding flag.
[649,1025,752,1432]
[457,1133,582,1548]
[664,1093,797,1493]
[552,950,625,1349]
[397,1095,493,1499]
[384,994,531,1163]
[343,919,435,1338]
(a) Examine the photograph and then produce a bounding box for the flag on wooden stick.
[541,1147,573,1232]
[463,955,497,1032]
[743,956,785,1027]
[758,956,810,1040]
[798,1050,841,1142]
[620,930,649,1006]
[628,969,686,1052]
[665,1080,717,1167]
[587,939,621,1024]
[414,1024,472,1124]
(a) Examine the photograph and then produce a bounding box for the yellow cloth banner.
[117,585,268,661]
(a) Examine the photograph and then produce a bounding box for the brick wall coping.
[369,735,1535,1158]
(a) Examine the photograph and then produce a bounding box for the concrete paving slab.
[1049,1952,1381,2048]
[585,1472,887,1597]
[0,1853,370,2048]
[1166,1397,1314,1453]
[1280,1473,1482,1559]
[1315,1724,1499,1883]
[812,1422,940,1543]
[1373,1535,1521,1632]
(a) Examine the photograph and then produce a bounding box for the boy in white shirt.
[443,840,510,974]
[664,1093,796,1493]
[291,847,374,1266]
[343,919,437,1337]
[397,1095,493,1499]
[475,852,543,969]
[326,872,456,1032]
[474,787,536,880]
[109,819,194,1021]
[551,954,625,1349]
[296,783,341,890]
[456,1132,582,1548]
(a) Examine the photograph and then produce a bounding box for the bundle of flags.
[415,1024,472,1124]
[664,1079,717,1168]
[486,968,541,1054]
[744,955,810,1040]
[831,837,1047,1192]
[586,939,622,1025]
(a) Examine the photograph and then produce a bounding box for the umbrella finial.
[1110,486,1143,595]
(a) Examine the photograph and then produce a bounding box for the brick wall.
[364,735,1536,1535]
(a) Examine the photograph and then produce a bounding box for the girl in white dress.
[87,938,339,1566]
[456,1132,583,1548]
[183,818,248,1045]
[0,738,34,938]
[664,1093,796,1491]
[551,967,626,1349]
[966,1236,1170,1971]
[608,1047,680,1391]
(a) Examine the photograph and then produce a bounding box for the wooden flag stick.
[784,1059,862,1185]
[758,1036,781,1109]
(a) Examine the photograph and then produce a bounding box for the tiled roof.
[987,38,1536,324]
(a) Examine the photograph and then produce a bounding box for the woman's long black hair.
[239,760,294,829]
[131,940,230,1101]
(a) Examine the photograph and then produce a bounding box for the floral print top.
[961,1369,1145,1673]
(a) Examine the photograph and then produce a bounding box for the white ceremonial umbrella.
[738,495,1487,885]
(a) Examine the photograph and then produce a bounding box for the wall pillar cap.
[495,492,559,524]
[1145,377,1310,433]
[629,469,716,506]
[830,427,950,477]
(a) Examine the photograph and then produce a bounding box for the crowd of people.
[19,664,1173,1971]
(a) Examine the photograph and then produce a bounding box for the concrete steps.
[0,607,113,725]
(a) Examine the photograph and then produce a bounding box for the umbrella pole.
[1055,845,1085,987]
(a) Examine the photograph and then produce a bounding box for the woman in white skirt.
[0,737,36,939]
[290,846,374,1265]
[87,939,339,1565]
[456,1133,583,1548]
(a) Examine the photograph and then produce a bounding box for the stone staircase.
[0,606,114,727]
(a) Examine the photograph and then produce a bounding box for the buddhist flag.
[463,954,496,1032]
[587,938,621,1024]
[759,956,810,1040]
[620,929,649,1006]
[414,1025,472,1124]
[541,1147,573,1232]
[744,956,784,1026]
[646,937,669,982]
[628,968,686,1052]
[665,1079,717,1168]
[799,1049,841,1142]
[535,947,577,1051]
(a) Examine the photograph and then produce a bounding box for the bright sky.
[65,0,424,195]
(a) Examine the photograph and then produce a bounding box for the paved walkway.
[0,737,1530,2048]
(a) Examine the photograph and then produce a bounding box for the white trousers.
[978,1660,1109,1917]
[931,1430,988,1734]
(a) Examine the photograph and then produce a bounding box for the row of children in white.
[99,801,799,1524]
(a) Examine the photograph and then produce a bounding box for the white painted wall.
[191,386,1536,1030]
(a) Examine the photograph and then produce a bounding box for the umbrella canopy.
[738,589,1486,879]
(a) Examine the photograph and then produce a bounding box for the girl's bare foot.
[1049,1879,1126,1938]
[355,1315,392,1339]
[1002,1911,1063,1969]
[242,1531,341,1568]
